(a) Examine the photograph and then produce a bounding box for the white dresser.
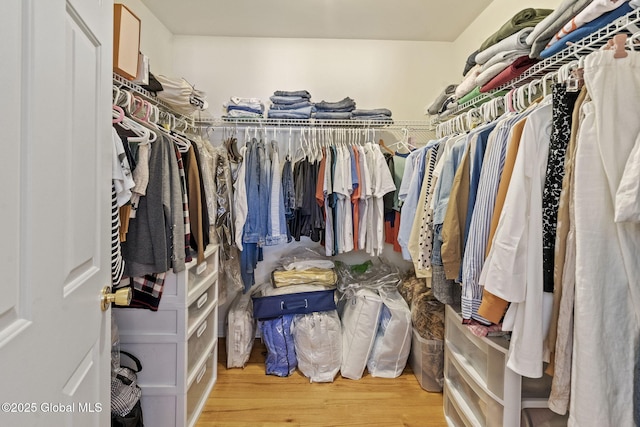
[443,305,553,427]
[115,244,219,427]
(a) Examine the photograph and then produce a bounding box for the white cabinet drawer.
[187,246,219,301]
[114,307,182,336]
[139,394,180,427]
[445,305,507,399]
[187,307,217,374]
[444,387,474,427]
[187,346,217,427]
[445,346,504,427]
[187,280,218,333]
[162,245,218,302]
[120,341,180,388]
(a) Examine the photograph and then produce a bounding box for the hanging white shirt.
[371,144,396,256]
[357,145,371,251]
[480,101,553,378]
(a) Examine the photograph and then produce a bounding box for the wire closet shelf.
[448,7,640,116]
[112,72,197,126]
[194,117,435,132]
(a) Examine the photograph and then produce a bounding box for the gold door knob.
[101,286,132,311]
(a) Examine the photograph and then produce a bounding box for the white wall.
[115,0,174,76]
[172,36,457,120]
[450,0,561,80]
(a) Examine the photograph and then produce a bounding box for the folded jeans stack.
[313,97,356,120]
[223,97,265,118]
[351,108,393,122]
[268,90,314,119]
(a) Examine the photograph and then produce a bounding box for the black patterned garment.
[542,84,579,293]
[111,184,125,285]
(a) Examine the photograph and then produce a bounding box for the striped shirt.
[461,112,529,322]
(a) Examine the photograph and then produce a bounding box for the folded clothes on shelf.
[270,95,310,105]
[314,111,353,120]
[546,0,630,49]
[314,97,356,112]
[224,96,265,118]
[269,100,313,110]
[539,2,633,59]
[273,90,311,99]
[352,108,392,117]
[427,84,457,116]
[475,27,534,65]
[479,56,539,93]
[267,105,314,119]
[226,104,264,115]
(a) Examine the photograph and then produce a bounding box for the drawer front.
[188,279,218,333]
[445,347,504,427]
[187,346,217,427]
[114,306,182,336]
[444,387,473,427]
[120,342,181,388]
[445,311,489,383]
[445,306,506,399]
[139,394,181,427]
[187,246,219,300]
[187,307,217,374]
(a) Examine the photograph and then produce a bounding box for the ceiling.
[140,0,494,42]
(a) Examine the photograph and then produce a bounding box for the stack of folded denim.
[351,108,393,122]
[223,97,265,118]
[268,90,314,119]
[312,97,356,120]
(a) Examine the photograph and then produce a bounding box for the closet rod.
[112,72,196,126]
[196,117,434,131]
[446,6,640,117]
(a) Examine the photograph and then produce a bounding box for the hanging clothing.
[570,49,640,427]
[547,86,589,415]
[542,84,580,294]
[461,112,526,322]
[480,101,553,378]
[122,133,186,276]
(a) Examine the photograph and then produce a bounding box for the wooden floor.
[196,339,448,427]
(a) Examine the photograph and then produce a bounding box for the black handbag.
[111,351,144,427]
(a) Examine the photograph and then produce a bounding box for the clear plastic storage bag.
[258,315,297,377]
[367,288,412,378]
[292,311,342,383]
[226,291,256,369]
[340,288,383,380]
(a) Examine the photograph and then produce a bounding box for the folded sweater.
[479,8,553,52]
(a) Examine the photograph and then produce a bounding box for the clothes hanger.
[628,31,640,51]
[112,105,125,124]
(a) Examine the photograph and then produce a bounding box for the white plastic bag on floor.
[292,311,342,383]
[340,288,383,380]
[367,288,412,378]
[226,291,256,368]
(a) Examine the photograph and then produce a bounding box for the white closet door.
[0,0,112,426]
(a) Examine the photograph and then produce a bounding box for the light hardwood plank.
[196,339,447,427]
